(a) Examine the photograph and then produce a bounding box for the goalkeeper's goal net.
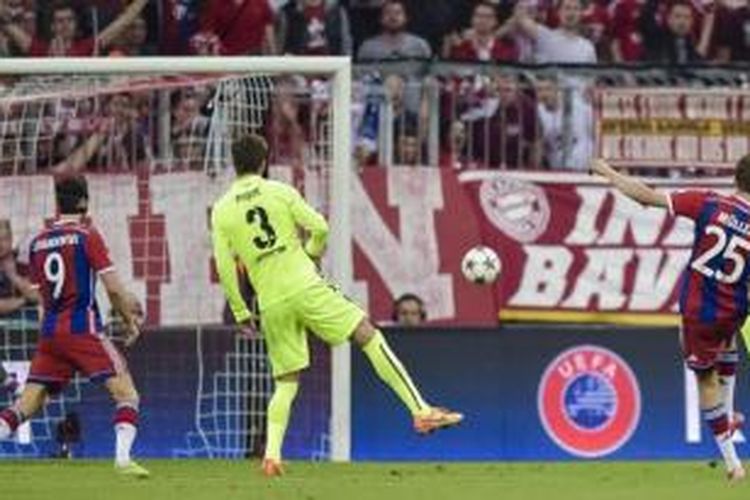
[0,57,353,461]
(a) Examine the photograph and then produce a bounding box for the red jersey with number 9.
[27,219,114,338]
[670,190,750,324]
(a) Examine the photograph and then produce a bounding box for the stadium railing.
[1,62,747,177]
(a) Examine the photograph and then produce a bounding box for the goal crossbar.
[0,56,351,75]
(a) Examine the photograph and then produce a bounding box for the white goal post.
[0,56,353,462]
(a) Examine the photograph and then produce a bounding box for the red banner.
[1,169,729,326]
[459,171,733,324]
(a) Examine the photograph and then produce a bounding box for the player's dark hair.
[735,154,750,194]
[51,0,79,21]
[55,176,89,215]
[392,293,427,321]
[383,0,407,15]
[669,0,693,11]
[555,0,585,10]
[231,133,269,176]
[474,1,498,17]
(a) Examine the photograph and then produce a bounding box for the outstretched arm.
[97,0,149,51]
[0,22,31,53]
[511,2,539,40]
[696,7,715,59]
[50,121,111,176]
[591,158,669,208]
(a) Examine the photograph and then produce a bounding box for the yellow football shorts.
[261,280,366,377]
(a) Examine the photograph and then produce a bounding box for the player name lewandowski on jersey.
[32,234,81,252]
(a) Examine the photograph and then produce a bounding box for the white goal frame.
[0,56,353,462]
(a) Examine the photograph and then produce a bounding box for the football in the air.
[461,245,501,285]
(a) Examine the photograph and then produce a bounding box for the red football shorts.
[28,333,127,392]
[680,317,738,371]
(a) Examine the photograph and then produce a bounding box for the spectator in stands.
[172,91,209,139]
[347,0,385,51]
[580,0,613,62]
[0,0,26,56]
[384,73,420,131]
[171,91,209,170]
[534,73,592,171]
[353,78,382,167]
[392,293,426,326]
[394,125,421,165]
[610,0,645,62]
[172,133,206,171]
[462,73,540,170]
[34,120,114,175]
[640,0,711,64]
[269,77,307,169]
[508,0,597,64]
[192,0,276,55]
[356,0,432,60]
[0,0,148,57]
[94,93,151,171]
[383,72,426,167]
[443,1,518,63]
[439,120,468,169]
[18,7,34,38]
[160,0,202,55]
[109,15,154,56]
[403,0,471,54]
[708,0,750,62]
[277,0,352,55]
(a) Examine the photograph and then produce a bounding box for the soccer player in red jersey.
[0,177,148,478]
[592,157,749,482]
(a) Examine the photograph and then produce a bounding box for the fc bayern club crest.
[537,345,641,458]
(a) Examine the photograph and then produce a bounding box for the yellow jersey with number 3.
[211,175,329,321]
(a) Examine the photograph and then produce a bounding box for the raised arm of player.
[591,158,669,208]
[286,186,329,259]
[211,208,253,325]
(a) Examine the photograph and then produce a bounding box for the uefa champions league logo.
[538,345,641,458]
[563,373,617,430]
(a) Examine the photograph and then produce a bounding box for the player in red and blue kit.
[592,157,750,483]
[0,177,149,478]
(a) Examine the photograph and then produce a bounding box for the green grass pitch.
[3,460,749,500]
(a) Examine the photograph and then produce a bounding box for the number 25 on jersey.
[692,224,750,284]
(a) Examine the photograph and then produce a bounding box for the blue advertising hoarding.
[1,323,747,461]
[351,325,749,461]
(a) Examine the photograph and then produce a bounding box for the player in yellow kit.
[211,134,463,477]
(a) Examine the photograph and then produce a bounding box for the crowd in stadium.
[0,0,746,63]
[0,0,746,175]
